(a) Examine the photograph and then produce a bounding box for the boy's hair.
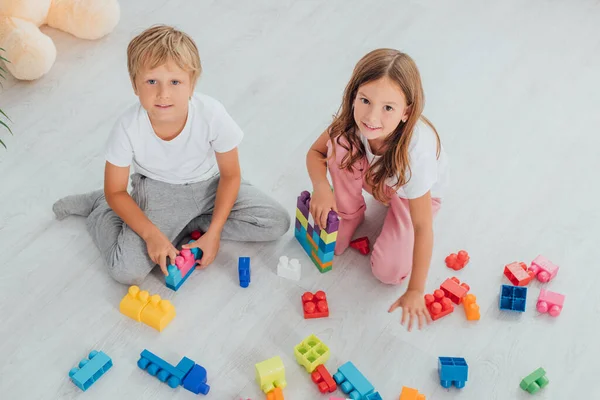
[127,25,202,89]
[328,48,441,204]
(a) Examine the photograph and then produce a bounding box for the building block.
[191,230,202,240]
[330,398,351,400]
[119,285,150,322]
[69,350,112,391]
[333,361,378,400]
[139,294,176,332]
[255,356,287,393]
[536,289,565,316]
[302,291,329,319]
[350,237,370,255]
[462,294,480,320]
[312,364,337,393]
[182,364,210,395]
[445,250,469,270]
[266,387,284,400]
[440,277,470,304]
[239,257,251,288]
[166,240,203,291]
[499,284,527,312]
[277,255,301,281]
[294,190,339,273]
[424,289,454,321]
[366,393,383,400]
[529,255,559,283]
[504,261,535,286]
[294,334,330,373]
[137,349,209,394]
[438,357,468,389]
[399,386,426,400]
[520,367,549,394]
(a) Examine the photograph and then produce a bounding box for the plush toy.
[0,0,120,81]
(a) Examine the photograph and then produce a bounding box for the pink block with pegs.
[536,289,565,317]
[529,255,559,283]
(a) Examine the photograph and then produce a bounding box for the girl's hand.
[388,289,432,331]
[310,182,338,228]
[182,229,221,268]
[145,228,179,275]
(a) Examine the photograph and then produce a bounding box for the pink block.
[537,289,565,317]
[175,249,196,277]
[529,255,559,283]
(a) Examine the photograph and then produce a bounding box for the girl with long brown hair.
[306,49,449,331]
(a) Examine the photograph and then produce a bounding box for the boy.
[52,25,290,285]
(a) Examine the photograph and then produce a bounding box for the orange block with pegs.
[399,386,426,400]
[463,294,480,320]
[266,387,284,400]
[424,289,454,321]
[504,261,535,286]
[139,294,176,332]
[440,277,470,304]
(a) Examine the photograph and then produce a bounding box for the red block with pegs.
[350,237,370,255]
[440,277,470,305]
[302,291,329,319]
[445,250,469,270]
[311,364,337,393]
[504,262,535,286]
[191,230,202,240]
[425,289,454,321]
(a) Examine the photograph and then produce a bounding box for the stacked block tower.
[294,190,339,273]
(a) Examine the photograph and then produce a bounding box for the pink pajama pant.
[326,139,441,285]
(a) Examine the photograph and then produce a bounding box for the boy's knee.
[267,204,291,239]
[370,255,409,285]
[107,262,150,286]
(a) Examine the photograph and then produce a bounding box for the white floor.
[1,1,599,399]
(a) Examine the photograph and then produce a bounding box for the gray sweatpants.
[85,173,290,285]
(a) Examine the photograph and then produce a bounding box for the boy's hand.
[310,182,338,228]
[388,289,432,331]
[182,229,221,268]
[145,229,179,275]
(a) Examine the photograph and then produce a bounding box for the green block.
[520,367,549,394]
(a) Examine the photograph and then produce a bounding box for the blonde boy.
[53,25,290,284]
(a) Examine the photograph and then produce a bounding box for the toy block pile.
[137,349,210,394]
[294,190,339,273]
[165,230,204,291]
[424,276,471,322]
[119,285,176,331]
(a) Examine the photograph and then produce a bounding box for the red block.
[191,230,202,240]
[440,277,470,305]
[445,250,469,270]
[311,364,337,393]
[302,291,329,319]
[425,289,454,321]
[350,237,371,255]
[504,262,534,286]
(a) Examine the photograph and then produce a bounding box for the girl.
[306,49,448,331]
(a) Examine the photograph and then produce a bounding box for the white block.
[277,255,301,281]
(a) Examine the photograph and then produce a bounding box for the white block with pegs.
[277,255,301,281]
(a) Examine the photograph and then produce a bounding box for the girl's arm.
[104,161,178,274]
[407,190,435,293]
[306,130,337,227]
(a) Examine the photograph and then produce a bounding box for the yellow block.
[319,229,337,244]
[119,286,150,322]
[255,356,287,393]
[295,209,308,229]
[294,334,330,373]
[140,294,176,332]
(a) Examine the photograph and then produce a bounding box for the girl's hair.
[328,48,440,204]
[127,25,202,90]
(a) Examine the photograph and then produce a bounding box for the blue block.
[318,238,336,253]
[166,264,196,291]
[138,349,187,388]
[239,257,250,288]
[69,350,113,391]
[366,393,382,400]
[438,357,468,389]
[333,361,375,400]
[183,364,210,395]
[499,284,527,312]
[175,357,195,376]
[165,264,183,288]
[317,248,334,263]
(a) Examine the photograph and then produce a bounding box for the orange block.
[463,294,480,320]
[266,387,284,400]
[139,294,176,331]
[399,386,426,400]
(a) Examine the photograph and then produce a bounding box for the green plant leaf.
[0,56,8,63]
[0,108,11,122]
[0,119,12,135]
[0,138,6,149]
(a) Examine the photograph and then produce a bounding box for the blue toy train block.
[183,363,211,395]
[239,257,251,288]
[499,284,527,312]
[69,350,113,391]
[137,349,188,388]
[333,361,376,400]
[438,357,468,389]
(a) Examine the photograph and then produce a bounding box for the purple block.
[307,223,313,238]
[325,210,340,233]
[295,218,302,231]
[297,198,310,218]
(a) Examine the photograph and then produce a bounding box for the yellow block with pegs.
[119,286,176,331]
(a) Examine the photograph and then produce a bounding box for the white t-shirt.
[105,93,244,184]
[360,119,449,199]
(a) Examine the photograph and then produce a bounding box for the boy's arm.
[104,161,177,274]
[207,147,241,234]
